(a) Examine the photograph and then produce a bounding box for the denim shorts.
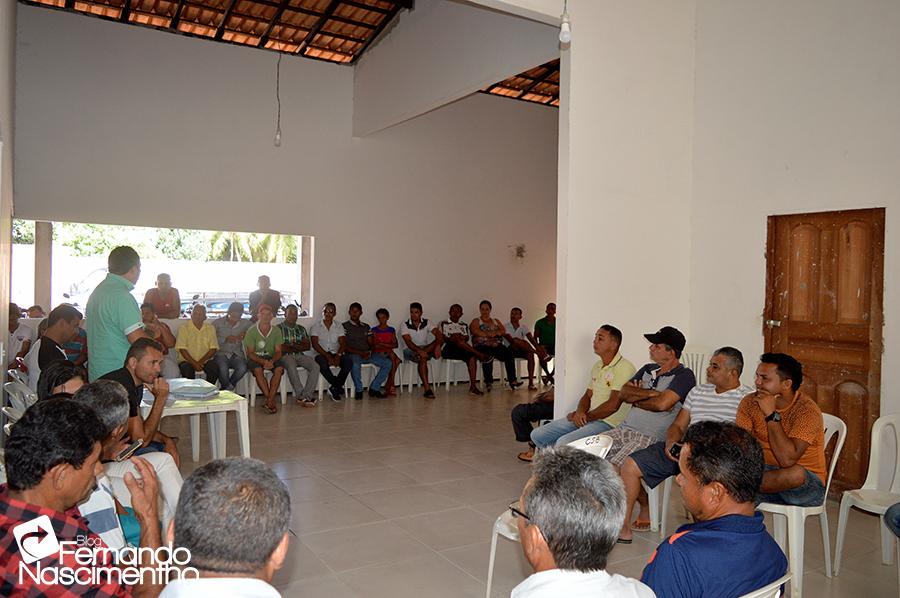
[403,348,432,362]
[248,358,286,371]
[630,441,680,488]
[757,464,825,507]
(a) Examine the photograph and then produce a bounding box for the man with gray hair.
[512,446,654,597]
[161,457,291,597]
[617,347,752,543]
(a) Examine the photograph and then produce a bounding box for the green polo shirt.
[588,353,637,426]
[86,273,143,380]
[243,324,284,360]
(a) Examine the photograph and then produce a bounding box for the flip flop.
[631,519,651,532]
[263,402,277,414]
[517,451,534,462]
[616,537,633,544]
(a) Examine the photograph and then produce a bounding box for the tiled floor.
[164,384,898,598]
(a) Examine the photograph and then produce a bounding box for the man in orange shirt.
[735,353,826,506]
[143,273,182,319]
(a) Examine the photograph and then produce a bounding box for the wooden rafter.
[349,3,402,63]
[214,0,240,41]
[297,0,341,52]
[119,0,132,22]
[257,0,292,47]
[169,0,187,29]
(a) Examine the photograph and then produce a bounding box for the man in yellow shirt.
[529,325,637,453]
[175,304,219,383]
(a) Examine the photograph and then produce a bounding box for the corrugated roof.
[483,58,559,107]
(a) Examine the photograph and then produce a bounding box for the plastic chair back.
[566,433,613,459]
[3,381,36,411]
[2,405,24,425]
[6,369,27,386]
[858,413,900,495]
[681,347,710,384]
[822,413,848,496]
[737,572,790,598]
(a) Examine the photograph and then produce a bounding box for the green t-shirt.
[533,317,556,352]
[243,324,284,359]
[86,273,143,380]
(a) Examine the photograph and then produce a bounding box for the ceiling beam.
[257,0,292,47]
[298,0,342,51]
[169,0,187,29]
[65,0,75,8]
[214,0,240,41]
[516,62,559,98]
[119,0,132,22]
[341,0,390,15]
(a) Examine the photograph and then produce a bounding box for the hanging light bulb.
[559,13,571,43]
[559,0,571,44]
[273,54,283,148]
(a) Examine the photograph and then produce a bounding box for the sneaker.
[301,398,317,408]
[369,389,386,399]
[468,386,484,396]
[485,383,493,392]
[509,380,524,389]
[423,388,436,399]
[329,387,342,401]
[354,391,364,400]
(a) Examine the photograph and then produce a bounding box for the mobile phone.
[115,439,144,462]
[669,442,683,460]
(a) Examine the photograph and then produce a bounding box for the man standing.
[7,302,35,371]
[143,272,181,319]
[512,446,654,598]
[618,347,752,543]
[212,301,251,392]
[529,325,636,453]
[100,338,179,466]
[175,304,219,382]
[86,246,149,380]
[641,421,787,597]
[504,307,545,390]
[736,353,826,506]
[342,303,392,399]
[0,399,163,597]
[278,304,320,406]
[161,458,290,597]
[249,275,281,318]
[439,303,486,396]
[595,326,696,473]
[533,302,556,383]
[244,304,285,414]
[400,302,442,399]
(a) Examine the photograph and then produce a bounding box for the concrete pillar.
[300,235,314,316]
[34,220,52,311]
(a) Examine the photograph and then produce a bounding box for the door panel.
[765,208,884,493]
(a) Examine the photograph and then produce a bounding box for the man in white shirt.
[400,301,442,399]
[7,302,35,371]
[503,307,546,390]
[512,446,654,598]
[617,346,752,543]
[310,301,351,401]
[161,457,290,598]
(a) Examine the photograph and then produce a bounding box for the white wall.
[353,0,558,136]
[553,0,695,411]
[0,0,15,365]
[14,6,558,333]
[691,0,900,409]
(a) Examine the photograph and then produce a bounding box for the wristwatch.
[765,411,782,423]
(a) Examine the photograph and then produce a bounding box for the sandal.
[263,401,278,414]
[517,451,534,462]
[616,537,633,544]
[631,519,651,532]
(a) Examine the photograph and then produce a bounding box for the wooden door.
[764,208,885,493]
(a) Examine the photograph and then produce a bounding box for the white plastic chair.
[401,359,435,394]
[834,413,900,575]
[6,369,28,387]
[759,413,847,598]
[3,381,37,411]
[2,405,24,426]
[680,346,710,384]
[441,358,465,390]
[485,434,614,598]
[737,572,791,598]
[644,476,674,536]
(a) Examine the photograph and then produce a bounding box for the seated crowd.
[2,245,827,597]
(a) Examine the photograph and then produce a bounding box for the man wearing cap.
[597,326,696,541]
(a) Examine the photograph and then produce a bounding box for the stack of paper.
[167,378,220,399]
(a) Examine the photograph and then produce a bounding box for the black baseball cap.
[644,326,686,354]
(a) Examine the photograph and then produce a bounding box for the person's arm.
[753,391,812,467]
[198,348,217,366]
[161,289,181,319]
[569,389,593,426]
[585,390,625,422]
[311,335,329,357]
[297,328,311,352]
[126,328,151,343]
[524,331,542,352]
[469,319,487,340]
[402,333,421,353]
[664,408,693,458]
[134,377,169,446]
[635,368,695,411]
[15,338,31,360]
[158,323,176,349]
[123,457,163,598]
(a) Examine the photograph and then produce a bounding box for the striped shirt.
[684,383,754,423]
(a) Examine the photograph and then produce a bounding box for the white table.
[140,390,250,461]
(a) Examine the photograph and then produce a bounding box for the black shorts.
[629,441,680,488]
[510,346,532,359]
[441,343,476,362]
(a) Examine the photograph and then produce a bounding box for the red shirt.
[143,287,181,318]
[0,485,130,597]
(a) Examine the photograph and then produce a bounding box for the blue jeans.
[885,502,900,538]
[349,353,392,392]
[214,352,248,391]
[530,417,613,448]
[757,464,825,507]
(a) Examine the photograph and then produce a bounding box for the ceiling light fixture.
[559,0,571,44]
[273,54,282,148]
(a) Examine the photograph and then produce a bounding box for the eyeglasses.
[508,501,530,521]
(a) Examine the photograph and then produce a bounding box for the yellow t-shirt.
[588,353,637,427]
[175,322,219,363]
